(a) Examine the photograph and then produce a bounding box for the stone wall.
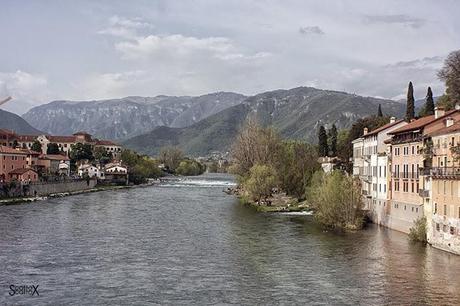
[26,179,97,197]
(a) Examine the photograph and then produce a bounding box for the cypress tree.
[377,104,383,117]
[424,87,435,116]
[406,81,415,121]
[318,125,329,157]
[329,124,338,156]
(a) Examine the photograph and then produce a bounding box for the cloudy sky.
[1,0,459,114]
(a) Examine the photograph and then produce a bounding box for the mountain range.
[0,109,42,135]
[123,87,406,156]
[22,92,246,140]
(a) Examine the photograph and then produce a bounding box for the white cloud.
[0,71,51,114]
[299,26,325,35]
[363,14,426,29]
[98,15,154,40]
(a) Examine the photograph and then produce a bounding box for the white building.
[78,164,104,179]
[105,163,127,174]
[353,117,407,220]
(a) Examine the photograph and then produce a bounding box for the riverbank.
[225,186,312,213]
[0,181,159,206]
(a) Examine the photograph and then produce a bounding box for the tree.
[318,125,328,157]
[409,216,427,243]
[406,81,415,121]
[377,104,383,117]
[46,143,60,154]
[94,147,112,166]
[436,94,455,111]
[31,140,42,153]
[424,87,435,116]
[70,143,94,162]
[307,171,364,230]
[438,49,460,104]
[176,159,205,176]
[244,164,277,204]
[158,146,184,172]
[230,117,282,180]
[329,124,338,156]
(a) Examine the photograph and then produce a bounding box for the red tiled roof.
[73,131,91,136]
[20,149,41,155]
[47,135,76,143]
[389,110,458,135]
[428,121,460,137]
[0,146,27,154]
[8,168,37,175]
[365,119,405,137]
[95,140,119,146]
[39,154,70,161]
[0,129,16,136]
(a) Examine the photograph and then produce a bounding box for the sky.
[1,0,459,114]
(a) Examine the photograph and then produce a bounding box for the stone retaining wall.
[26,179,97,197]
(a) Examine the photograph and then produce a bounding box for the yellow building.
[426,119,460,255]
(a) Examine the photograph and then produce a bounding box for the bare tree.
[438,50,460,103]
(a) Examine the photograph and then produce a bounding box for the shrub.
[409,216,427,243]
[244,164,277,204]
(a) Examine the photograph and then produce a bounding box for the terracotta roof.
[428,121,460,137]
[73,131,91,136]
[95,140,119,146]
[389,110,458,135]
[47,135,76,143]
[0,129,16,136]
[365,119,405,137]
[39,154,70,161]
[0,146,27,154]
[20,149,41,155]
[9,168,37,175]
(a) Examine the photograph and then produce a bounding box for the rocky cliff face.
[22,92,246,140]
[123,87,407,156]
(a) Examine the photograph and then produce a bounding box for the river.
[1,173,459,305]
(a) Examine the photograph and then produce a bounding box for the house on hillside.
[8,168,38,182]
[78,164,104,179]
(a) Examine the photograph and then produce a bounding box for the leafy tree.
[31,140,42,153]
[94,147,112,166]
[438,49,460,104]
[158,146,184,172]
[307,171,364,230]
[328,124,338,156]
[176,159,205,176]
[406,81,415,121]
[318,125,328,157]
[70,143,94,162]
[377,104,383,117]
[244,164,277,204]
[12,140,18,148]
[436,94,455,111]
[46,143,60,154]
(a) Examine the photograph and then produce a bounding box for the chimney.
[435,106,445,119]
[455,102,460,110]
[363,127,368,135]
[446,117,455,127]
[390,117,396,123]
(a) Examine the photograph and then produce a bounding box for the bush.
[409,217,427,243]
[176,159,205,176]
[307,171,364,231]
[244,164,277,204]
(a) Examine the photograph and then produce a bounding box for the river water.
[1,173,459,305]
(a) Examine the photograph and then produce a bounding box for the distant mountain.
[123,87,406,156]
[22,92,247,140]
[0,109,42,135]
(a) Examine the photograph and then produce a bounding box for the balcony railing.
[418,189,429,198]
[391,172,419,179]
[430,167,460,179]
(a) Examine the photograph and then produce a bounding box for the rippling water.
[1,173,460,305]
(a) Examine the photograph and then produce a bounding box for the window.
[412,146,415,155]
[436,223,440,231]
[458,207,460,219]
[444,204,447,216]
[450,227,455,235]
[434,203,437,214]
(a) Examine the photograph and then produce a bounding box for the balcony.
[418,189,429,198]
[391,172,419,179]
[430,167,460,179]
